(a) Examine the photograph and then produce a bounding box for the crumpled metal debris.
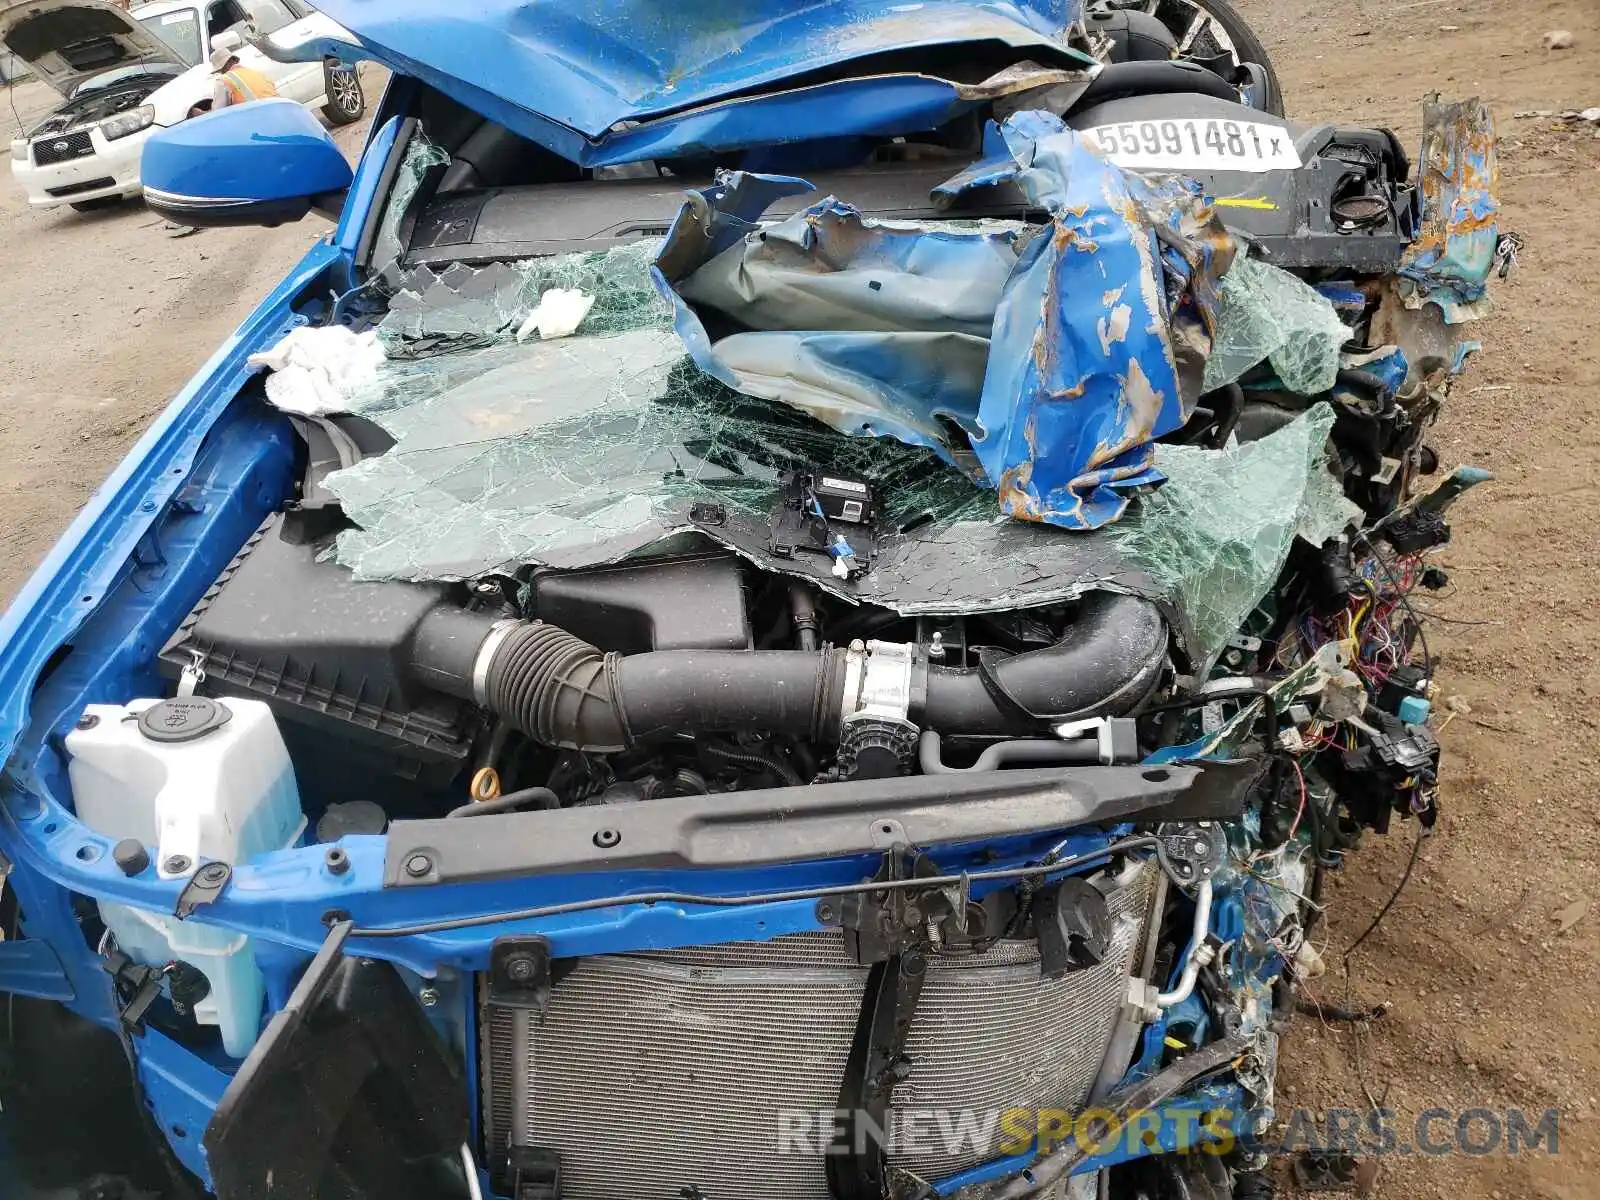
[265,97,1505,662]
[655,110,1236,531]
[319,235,1356,664]
[303,0,1097,166]
[1398,95,1500,321]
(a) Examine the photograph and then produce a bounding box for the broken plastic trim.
[204,921,469,1200]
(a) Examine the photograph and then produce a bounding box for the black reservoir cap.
[137,697,233,744]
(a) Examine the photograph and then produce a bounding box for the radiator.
[480,862,1154,1199]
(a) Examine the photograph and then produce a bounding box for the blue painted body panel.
[311,0,1088,142]
[140,99,354,202]
[656,112,1233,530]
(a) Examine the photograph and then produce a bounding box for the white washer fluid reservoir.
[65,696,306,1058]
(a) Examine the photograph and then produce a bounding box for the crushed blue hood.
[304,0,1092,164]
[653,111,1236,530]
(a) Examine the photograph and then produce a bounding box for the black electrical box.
[811,473,874,525]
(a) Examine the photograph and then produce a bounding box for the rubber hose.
[441,594,1165,748]
[445,787,560,818]
[615,650,841,744]
[482,621,630,752]
[478,622,844,752]
[919,592,1167,735]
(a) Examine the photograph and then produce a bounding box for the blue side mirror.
[141,98,354,228]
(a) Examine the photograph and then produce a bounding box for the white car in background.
[4,0,363,212]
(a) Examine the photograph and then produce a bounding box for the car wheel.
[322,62,365,125]
[69,196,123,213]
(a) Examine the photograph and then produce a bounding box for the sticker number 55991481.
[1086,119,1302,173]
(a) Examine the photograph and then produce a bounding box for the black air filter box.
[159,515,482,766]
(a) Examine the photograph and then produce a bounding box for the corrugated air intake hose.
[414,592,1166,751]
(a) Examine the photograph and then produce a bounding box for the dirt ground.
[0,65,385,603]
[1,7,1598,1198]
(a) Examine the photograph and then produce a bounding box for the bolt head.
[418,985,439,1007]
[75,713,99,731]
[505,955,536,983]
[198,862,228,883]
[324,847,350,876]
[404,853,432,878]
[163,855,192,875]
[112,839,150,877]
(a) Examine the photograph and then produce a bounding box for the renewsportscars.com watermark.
[775,1106,1561,1160]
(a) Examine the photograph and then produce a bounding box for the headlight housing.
[100,106,155,141]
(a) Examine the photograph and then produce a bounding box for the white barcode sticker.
[822,476,867,494]
[1086,118,1300,173]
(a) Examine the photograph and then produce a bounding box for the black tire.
[1182,0,1283,115]
[1098,0,1284,116]
[68,195,123,213]
[322,61,365,125]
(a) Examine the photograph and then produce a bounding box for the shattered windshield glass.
[289,102,1509,665]
[326,234,1351,664]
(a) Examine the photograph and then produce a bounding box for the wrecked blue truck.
[0,2,1504,1198]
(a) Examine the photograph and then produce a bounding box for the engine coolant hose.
[413,592,1166,751]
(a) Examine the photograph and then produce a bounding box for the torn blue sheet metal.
[1398,95,1499,321]
[580,71,1078,169]
[1338,345,1410,403]
[654,112,1235,530]
[303,0,1093,165]
[929,120,1016,207]
[653,175,1013,478]
[973,112,1233,527]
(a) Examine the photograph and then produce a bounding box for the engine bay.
[0,10,1514,1199]
[26,70,178,137]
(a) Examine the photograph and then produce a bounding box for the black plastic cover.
[136,697,232,744]
[159,514,481,765]
[529,553,751,653]
[383,761,1258,886]
[1032,877,1111,978]
[204,923,469,1200]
